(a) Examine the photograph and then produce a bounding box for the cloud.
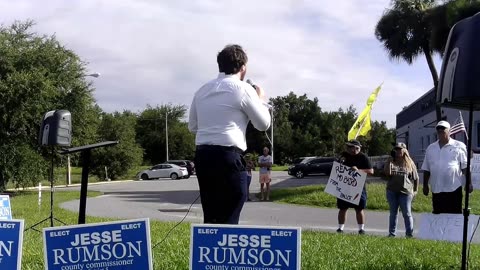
[0,0,439,127]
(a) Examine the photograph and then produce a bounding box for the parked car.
[137,164,188,180]
[288,157,335,178]
[165,160,195,176]
[291,156,317,165]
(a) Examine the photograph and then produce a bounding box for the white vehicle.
[137,164,188,180]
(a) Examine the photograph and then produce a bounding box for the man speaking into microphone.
[188,44,271,224]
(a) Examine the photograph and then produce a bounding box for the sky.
[1,0,445,128]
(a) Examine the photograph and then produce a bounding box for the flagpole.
[460,111,468,140]
[348,83,382,140]
[354,101,375,139]
[354,113,369,139]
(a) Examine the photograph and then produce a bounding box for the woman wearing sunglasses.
[384,142,418,237]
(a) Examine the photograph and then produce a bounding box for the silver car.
[137,164,188,180]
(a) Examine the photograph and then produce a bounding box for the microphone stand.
[25,146,66,232]
[461,103,474,270]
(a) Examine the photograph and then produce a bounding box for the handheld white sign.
[470,154,480,190]
[325,161,367,205]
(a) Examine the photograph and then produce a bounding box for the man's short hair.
[217,44,248,75]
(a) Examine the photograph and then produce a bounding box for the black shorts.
[337,189,367,210]
[432,186,463,214]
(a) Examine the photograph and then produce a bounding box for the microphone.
[246,79,257,89]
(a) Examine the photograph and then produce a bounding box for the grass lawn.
[8,190,480,269]
[6,165,152,190]
[271,165,289,171]
[269,182,480,214]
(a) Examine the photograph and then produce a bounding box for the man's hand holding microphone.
[246,79,265,100]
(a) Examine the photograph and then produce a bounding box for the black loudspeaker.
[39,110,72,146]
[438,12,480,109]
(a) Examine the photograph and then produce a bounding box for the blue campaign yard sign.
[0,195,12,220]
[43,218,152,270]
[0,219,24,270]
[190,224,301,270]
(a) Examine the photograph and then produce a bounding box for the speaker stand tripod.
[25,146,66,232]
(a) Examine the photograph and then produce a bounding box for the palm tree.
[376,0,480,121]
[375,0,441,119]
[429,0,480,53]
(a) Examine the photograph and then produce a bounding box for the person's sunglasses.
[348,145,360,150]
[436,126,446,131]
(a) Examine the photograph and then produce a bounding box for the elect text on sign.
[43,218,152,270]
[190,224,301,270]
[0,219,24,270]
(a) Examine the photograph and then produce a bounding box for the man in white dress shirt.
[421,120,472,214]
[188,44,271,224]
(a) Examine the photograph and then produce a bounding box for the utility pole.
[165,110,169,161]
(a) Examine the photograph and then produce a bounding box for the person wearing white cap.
[421,120,472,214]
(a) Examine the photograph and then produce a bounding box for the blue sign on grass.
[0,195,12,220]
[190,224,301,270]
[0,219,24,270]
[43,218,152,270]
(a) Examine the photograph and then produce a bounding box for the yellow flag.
[348,84,382,141]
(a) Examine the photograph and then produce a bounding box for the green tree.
[136,104,194,164]
[266,93,325,163]
[375,0,441,119]
[0,21,100,190]
[326,106,357,156]
[265,94,361,163]
[376,0,439,85]
[375,0,480,122]
[364,121,396,156]
[90,111,143,180]
[429,0,480,53]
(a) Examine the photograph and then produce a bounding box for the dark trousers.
[432,186,463,214]
[194,145,248,224]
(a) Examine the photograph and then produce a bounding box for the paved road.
[60,171,415,236]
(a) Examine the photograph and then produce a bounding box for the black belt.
[196,145,244,154]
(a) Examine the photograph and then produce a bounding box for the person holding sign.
[258,147,273,201]
[384,142,419,237]
[336,140,373,234]
[421,120,472,214]
[189,44,271,224]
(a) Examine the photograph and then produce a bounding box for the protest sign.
[0,195,12,220]
[0,219,24,270]
[43,218,152,270]
[418,214,479,242]
[471,153,480,190]
[325,161,366,205]
[190,224,301,270]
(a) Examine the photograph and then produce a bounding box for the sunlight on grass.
[8,190,480,269]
